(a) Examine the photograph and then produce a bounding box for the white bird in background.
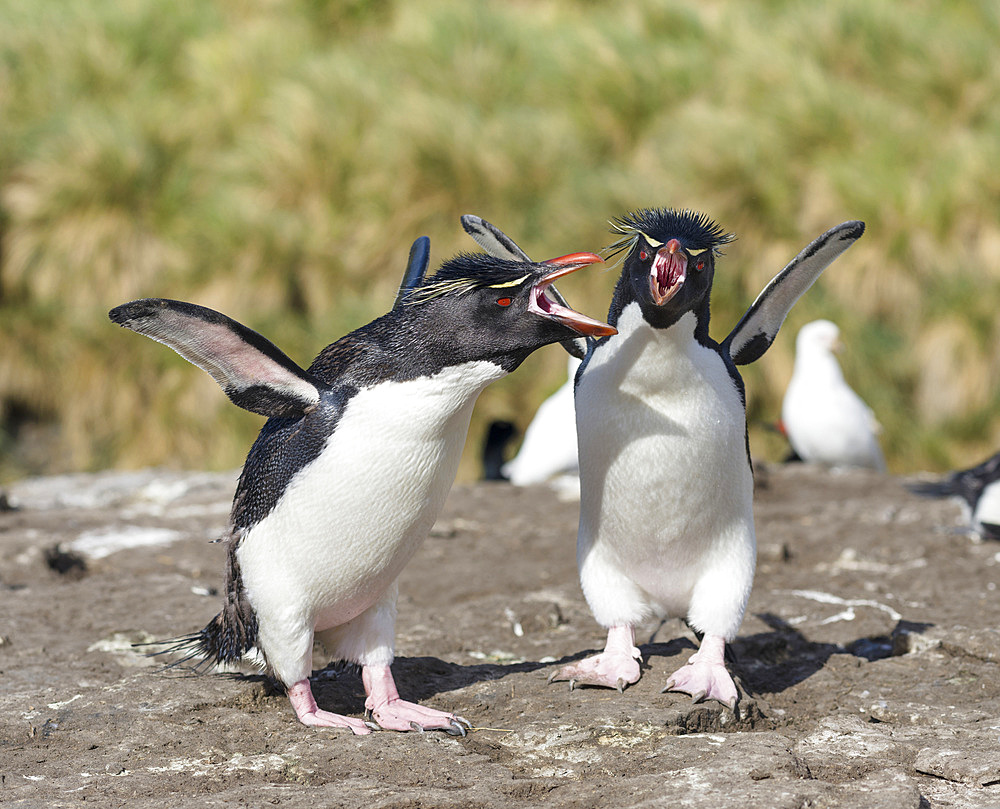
[781,319,886,471]
[502,353,582,489]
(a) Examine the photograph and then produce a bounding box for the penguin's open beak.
[650,239,687,306]
[530,253,617,338]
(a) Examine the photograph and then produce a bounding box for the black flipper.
[461,214,533,262]
[461,214,587,360]
[724,221,865,366]
[980,523,1000,541]
[110,298,327,418]
[906,451,1000,509]
[393,236,431,308]
[906,479,961,499]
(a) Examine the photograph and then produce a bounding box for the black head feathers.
[401,253,539,305]
[608,208,735,260]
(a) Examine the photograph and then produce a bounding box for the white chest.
[577,307,753,547]
[975,479,1000,529]
[238,360,506,627]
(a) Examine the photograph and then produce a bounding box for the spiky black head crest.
[607,208,735,259]
[402,253,534,305]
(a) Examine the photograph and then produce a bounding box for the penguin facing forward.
[781,319,886,471]
[544,209,865,709]
[907,451,1000,540]
[110,241,614,735]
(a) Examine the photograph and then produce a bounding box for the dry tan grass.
[2,0,999,479]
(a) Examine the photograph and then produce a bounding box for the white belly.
[237,360,506,630]
[577,307,755,613]
[974,479,1000,531]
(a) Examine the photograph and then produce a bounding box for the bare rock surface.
[1,464,999,807]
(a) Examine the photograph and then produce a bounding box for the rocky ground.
[1,463,999,808]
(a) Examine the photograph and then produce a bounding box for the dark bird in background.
[481,419,516,481]
[907,451,1000,540]
[467,210,863,710]
[110,226,613,735]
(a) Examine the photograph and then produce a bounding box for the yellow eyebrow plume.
[487,274,530,289]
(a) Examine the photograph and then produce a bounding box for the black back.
[231,253,599,528]
[908,451,1000,509]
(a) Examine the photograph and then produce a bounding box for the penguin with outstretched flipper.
[464,211,864,709]
[110,233,613,735]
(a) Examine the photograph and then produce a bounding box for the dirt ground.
[2,462,999,808]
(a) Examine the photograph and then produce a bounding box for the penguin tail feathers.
[134,604,260,673]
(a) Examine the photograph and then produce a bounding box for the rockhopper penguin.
[544,209,865,709]
[109,239,614,735]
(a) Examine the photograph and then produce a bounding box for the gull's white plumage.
[503,355,581,486]
[782,320,885,471]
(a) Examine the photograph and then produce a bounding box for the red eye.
[496,297,512,307]
[639,250,649,261]
[696,259,706,271]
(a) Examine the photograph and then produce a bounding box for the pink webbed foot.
[549,625,641,692]
[363,665,470,736]
[662,634,738,710]
[288,679,372,735]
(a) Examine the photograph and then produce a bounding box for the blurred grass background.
[1,0,999,482]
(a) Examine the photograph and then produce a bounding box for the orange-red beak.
[530,253,616,338]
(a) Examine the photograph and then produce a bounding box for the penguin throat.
[650,250,686,306]
[529,278,616,338]
[529,283,559,316]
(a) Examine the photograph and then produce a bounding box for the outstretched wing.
[905,477,961,500]
[110,298,326,418]
[393,236,431,309]
[724,221,865,366]
[461,214,533,262]
[461,214,588,360]
[907,451,1000,507]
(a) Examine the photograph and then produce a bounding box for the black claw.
[445,719,468,737]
